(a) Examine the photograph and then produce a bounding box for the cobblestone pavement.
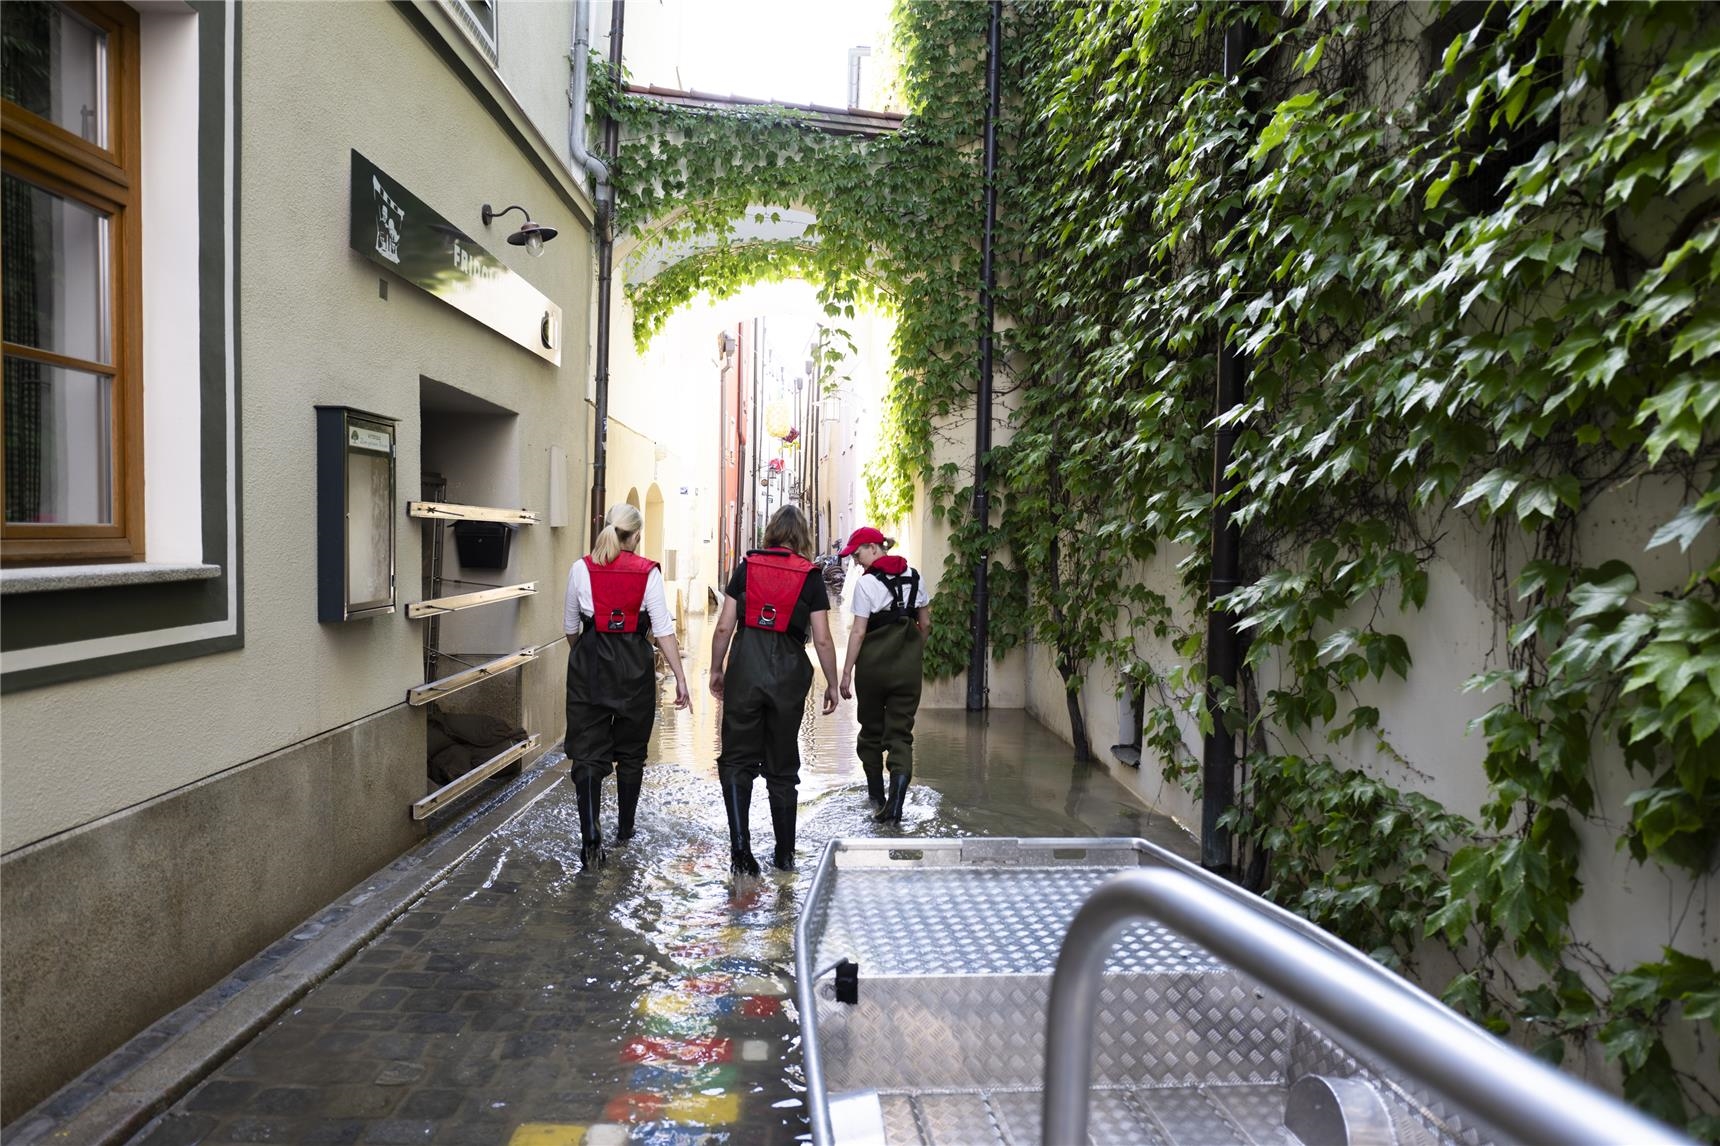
[131,617,1193,1145]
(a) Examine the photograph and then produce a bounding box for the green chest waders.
[855,618,924,822]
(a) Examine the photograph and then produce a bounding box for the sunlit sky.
[625,0,898,110]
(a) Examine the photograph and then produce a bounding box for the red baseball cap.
[838,526,885,557]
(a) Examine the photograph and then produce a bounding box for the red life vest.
[742,549,815,633]
[586,551,658,634]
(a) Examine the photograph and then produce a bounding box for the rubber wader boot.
[874,771,910,824]
[615,773,643,842]
[768,790,798,872]
[722,778,761,877]
[574,774,607,871]
[864,765,886,808]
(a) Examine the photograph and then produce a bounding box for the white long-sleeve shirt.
[563,558,674,638]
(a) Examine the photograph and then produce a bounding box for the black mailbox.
[452,520,515,570]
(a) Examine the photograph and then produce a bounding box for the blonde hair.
[591,504,643,565]
[763,505,814,559]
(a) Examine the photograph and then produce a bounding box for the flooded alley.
[129,615,1193,1145]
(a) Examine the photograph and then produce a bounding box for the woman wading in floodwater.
[563,504,690,871]
[838,527,931,823]
[708,506,840,875]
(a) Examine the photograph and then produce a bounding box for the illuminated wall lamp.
[481,203,558,256]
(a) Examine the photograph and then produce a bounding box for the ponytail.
[590,503,644,565]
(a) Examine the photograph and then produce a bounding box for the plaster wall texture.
[1,0,589,852]
[1016,547,1202,834]
[1018,477,1718,1020]
[0,706,424,1123]
[912,392,1027,711]
[495,0,578,171]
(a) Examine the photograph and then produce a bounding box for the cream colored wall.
[0,0,592,853]
[495,1,575,168]
[1015,476,1719,1049]
[912,351,1027,711]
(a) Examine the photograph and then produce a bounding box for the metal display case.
[316,406,397,622]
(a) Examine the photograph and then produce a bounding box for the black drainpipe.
[1201,15,1255,877]
[589,0,625,545]
[966,0,1002,713]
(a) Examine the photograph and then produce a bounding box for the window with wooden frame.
[1,1,142,565]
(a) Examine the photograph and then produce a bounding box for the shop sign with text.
[349,151,562,365]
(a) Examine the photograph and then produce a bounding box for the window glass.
[1,173,112,365]
[454,0,497,50]
[346,451,393,608]
[0,1,108,147]
[3,357,113,525]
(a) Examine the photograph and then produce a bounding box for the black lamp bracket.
[482,203,529,226]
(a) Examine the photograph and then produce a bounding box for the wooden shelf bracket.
[407,648,537,707]
[408,501,540,525]
[411,733,541,820]
[406,581,537,619]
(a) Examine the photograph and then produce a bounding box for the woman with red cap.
[708,505,840,875]
[563,503,691,871]
[838,527,931,822]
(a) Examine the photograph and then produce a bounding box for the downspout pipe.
[1201,15,1255,877]
[575,0,622,543]
[569,0,613,193]
[966,0,1002,713]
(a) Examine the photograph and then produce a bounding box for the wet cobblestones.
[129,620,1191,1145]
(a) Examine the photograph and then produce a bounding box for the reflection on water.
[144,611,1193,1145]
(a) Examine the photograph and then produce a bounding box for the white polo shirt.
[850,565,930,619]
[564,559,674,638]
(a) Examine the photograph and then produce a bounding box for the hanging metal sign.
[348,150,562,365]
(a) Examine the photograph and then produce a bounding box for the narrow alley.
[125,613,1192,1145]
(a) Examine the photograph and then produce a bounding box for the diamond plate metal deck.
[814,971,1290,1092]
[798,842,1510,1146]
[847,1085,1294,1146]
[810,865,1219,978]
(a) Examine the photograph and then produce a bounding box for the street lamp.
[481,203,558,257]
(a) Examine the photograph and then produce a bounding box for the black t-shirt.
[725,551,829,643]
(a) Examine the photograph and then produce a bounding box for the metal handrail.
[795,839,842,1146]
[1042,868,1689,1146]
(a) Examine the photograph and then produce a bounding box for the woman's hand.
[840,670,854,701]
[709,669,724,699]
[674,676,691,709]
[821,684,838,714]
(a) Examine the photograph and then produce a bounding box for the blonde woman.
[563,504,690,871]
[708,505,840,874]
[837,527,931,822]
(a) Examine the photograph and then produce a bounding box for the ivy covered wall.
[603,0,1718,1131]
[997,1,1719,1132]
